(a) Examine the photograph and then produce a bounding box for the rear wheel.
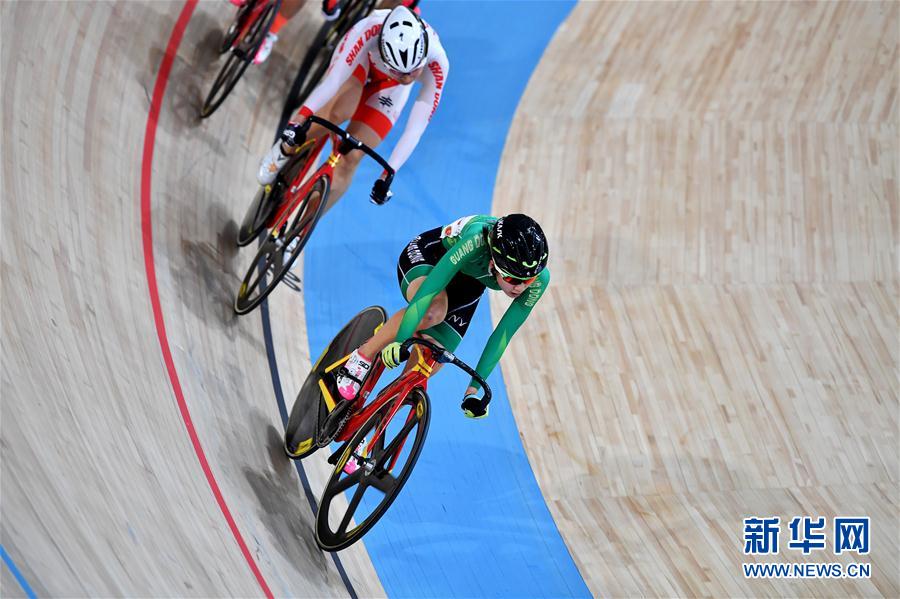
[285,306,387,459]
[315,388,431,552]
[278,0,375,129]
[219,0,254,54]
[233,176,328,314]
[200,0,279,118]
[278,24,333,129]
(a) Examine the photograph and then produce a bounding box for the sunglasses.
[387,65,424,80]
[492,264,537,286]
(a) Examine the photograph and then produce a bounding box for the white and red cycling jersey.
[296,9,449,173]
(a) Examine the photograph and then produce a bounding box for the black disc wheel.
[284,371,330,460]
[236,143,315,247]
[285,306,387,460]
[236,186,274,247]
[315,388,431,552]
[200,0,279,118]
[233,176,328,314]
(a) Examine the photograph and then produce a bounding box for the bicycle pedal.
[327,441,348,465]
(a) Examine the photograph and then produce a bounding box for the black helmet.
[488,214,549,280]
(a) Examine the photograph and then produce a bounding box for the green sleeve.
[469,268,550,392]
[394,235,476,343]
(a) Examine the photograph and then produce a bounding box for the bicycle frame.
[265,133,338,233]
[319,344,437,468]
[232,0,273,51]
[265,111,395,235]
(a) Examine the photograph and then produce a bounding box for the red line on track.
[139,2,274,597]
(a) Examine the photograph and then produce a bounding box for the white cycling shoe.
[336,350,373,401]
[257,141,290,185]
[253,32,278,65]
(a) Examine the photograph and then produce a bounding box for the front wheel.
[200,0,279,118]
[236,143,315,247]
[279,28,338,129]
[219,0,254,54]
[315,388,431,552]
[233,176,329,314]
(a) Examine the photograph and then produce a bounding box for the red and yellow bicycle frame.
[233,0,276,49]
[265,132,346,235]
[320,344,436,468]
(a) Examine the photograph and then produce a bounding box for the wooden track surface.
[2,1,382,595]
[3,0,898,597]
[492,1,898,597]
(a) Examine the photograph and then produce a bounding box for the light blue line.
[303,1,589,596]
[1,544,38,599]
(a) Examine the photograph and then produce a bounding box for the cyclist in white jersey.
[257,6,449,208]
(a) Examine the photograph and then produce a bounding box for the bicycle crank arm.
[327,439,350,466]
[316,394,355,448]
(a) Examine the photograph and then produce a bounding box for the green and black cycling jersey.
[394,215,550,390]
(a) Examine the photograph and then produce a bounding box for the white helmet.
[379,6,429,74]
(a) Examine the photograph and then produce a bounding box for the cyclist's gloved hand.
[461,394,489,419]
[280,119,310,149]
[370,178,393,205]
[381,341,403,369]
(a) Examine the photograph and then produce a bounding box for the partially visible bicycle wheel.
[278,0,375,130]
[233,176,328,314]
[200,0,280,118]
[219,0,253,54]
[236,142,315,247]
[285,306,387,460]
[315,388,431,552]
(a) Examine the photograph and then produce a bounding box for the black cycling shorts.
[395,226,485,350]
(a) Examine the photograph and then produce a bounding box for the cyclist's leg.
[262,66,364,184]
[358,275,448,358]
[274,68,363,179]
[254,0,304,64]
[306,67,364,141]
[322,120,380,213]
[358,227,448,358]
[405,272,485,376]
[324,80,413,211]
[337,275,445,398]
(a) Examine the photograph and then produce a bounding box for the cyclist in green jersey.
[335,213,550,419]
